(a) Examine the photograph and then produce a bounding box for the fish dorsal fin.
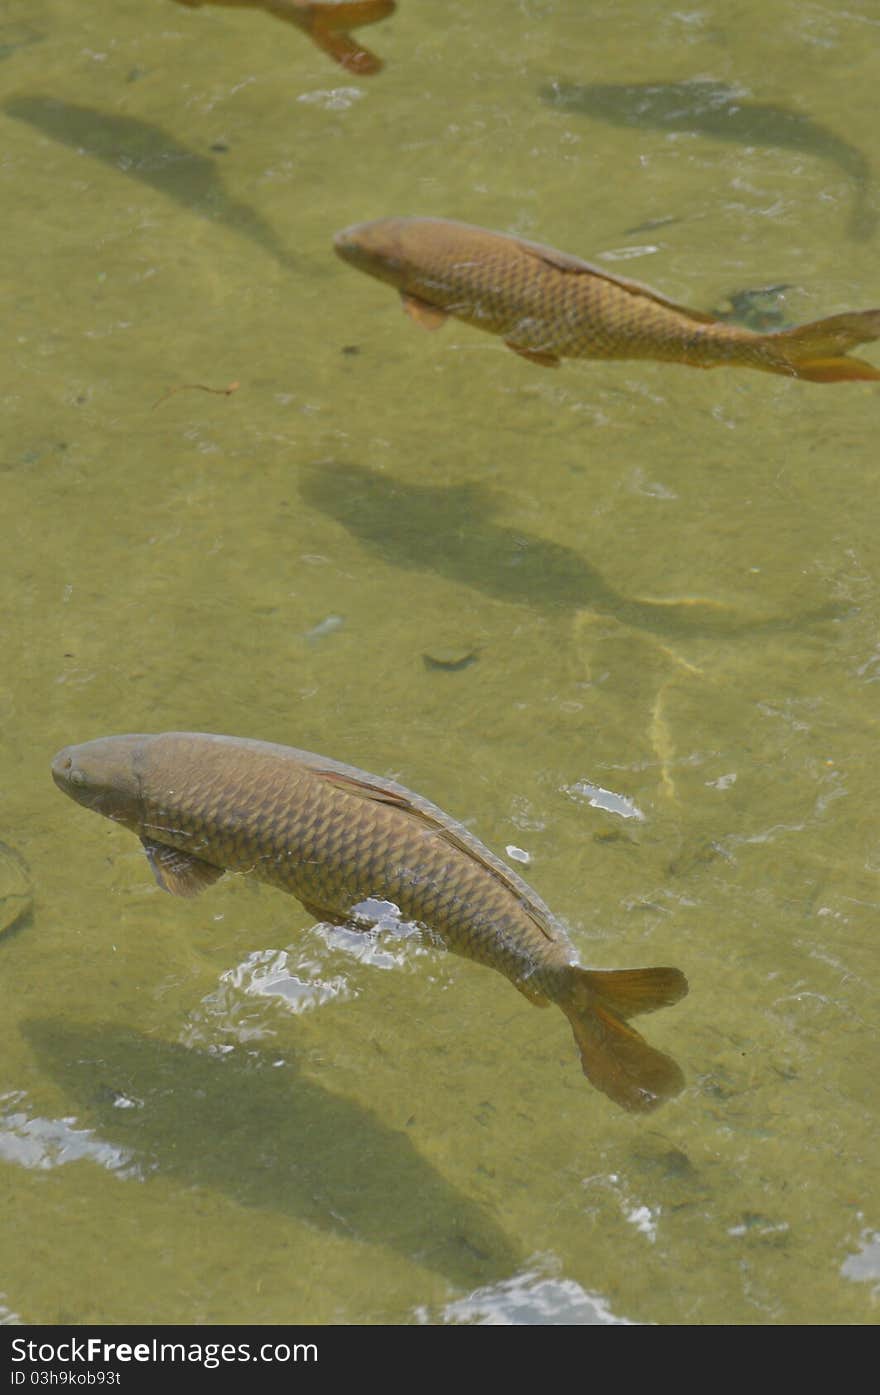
[311,767,560,944]
[141,837,225,898]
[514,235,718,324]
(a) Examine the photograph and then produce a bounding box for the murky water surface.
[2,0,879,1325]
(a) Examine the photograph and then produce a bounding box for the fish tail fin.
[288,1,394,75]
[763,309,880,382]
[557,965,688,1112]
[306,26,383,74]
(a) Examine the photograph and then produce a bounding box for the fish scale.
[138,735,551,985]
[53,732,689,1111]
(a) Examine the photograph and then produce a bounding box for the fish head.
[51,735,150,827]
[333,218,413,287]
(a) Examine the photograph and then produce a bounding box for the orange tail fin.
[293,1,395,74]
[764,308,880,382]
[558,966,688,1113]
[305,24,383,73]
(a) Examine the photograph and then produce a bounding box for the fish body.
[172,0,396,75]
[333,216,880,381]
[52,732,688,1112]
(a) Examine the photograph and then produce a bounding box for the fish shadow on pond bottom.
[2,96,303,275]
[23,1018,521,1289]
[300,462,842,640]
[539,79,876,241]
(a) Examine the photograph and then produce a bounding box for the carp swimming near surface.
[333,216,880,382]
[52,732,689,1113]
[171,0,396,75]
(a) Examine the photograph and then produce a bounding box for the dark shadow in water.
[0,24,43,61]
[23,1017,521,1289]
[300,461,844,639]
[539,79,875,241]
[2,96,302,273]
[0,840,33,940]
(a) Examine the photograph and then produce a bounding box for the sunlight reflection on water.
[416,1259,637,1326]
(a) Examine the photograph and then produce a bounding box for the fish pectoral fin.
[506,341,560,367]
[401,293,449,330]
[141,838,225,898]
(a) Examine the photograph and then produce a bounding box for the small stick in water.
[152,381,240,409]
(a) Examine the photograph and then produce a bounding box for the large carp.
[52,732,688,1112]
[334,216,880,381]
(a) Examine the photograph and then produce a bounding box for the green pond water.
[2,0,879,1326]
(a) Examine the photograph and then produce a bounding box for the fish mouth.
[333,220,405,279]
[51,747,83,792]
[332,222,370,262]
[333,222,362,248]
[50,743,117,814]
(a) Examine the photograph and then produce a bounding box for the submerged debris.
[422,645,481,672]
[0,842,33,937]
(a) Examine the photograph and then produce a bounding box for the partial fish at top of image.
[171,0,397,76]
